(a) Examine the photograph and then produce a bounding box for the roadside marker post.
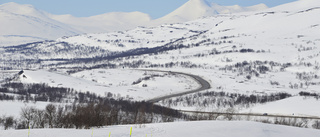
[109,132,111,137]
[28,126,30,137]
[130,127,132,137]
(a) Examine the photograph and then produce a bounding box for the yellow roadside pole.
[130,127,132,137]
[28,126,30,137]
[91,128,94,137]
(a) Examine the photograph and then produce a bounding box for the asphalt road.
[137,69,211,103]
[180,110,320,120]
[138,69,320,120]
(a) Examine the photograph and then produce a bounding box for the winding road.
[137,69,211,103]
[138,69,320,120]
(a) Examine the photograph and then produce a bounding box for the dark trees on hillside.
[0,82,182,129]
[45,104,56,128]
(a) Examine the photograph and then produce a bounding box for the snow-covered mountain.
[152,0,268,25]
[48,11,152,33]
[0,0,267,46]
[1,0,320,132]
[0,2,80,46]
[0,2,152,46]
[1,0,319,96]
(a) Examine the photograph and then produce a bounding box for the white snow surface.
[0,0,267,46]
[1,0,320,132]
[48,11,152,33]
[1,121,320,137]
[0,2,80,46]
[0,101,63,118]
[242,96,320,116]
[18,69,199,101]
[152,0,267,25]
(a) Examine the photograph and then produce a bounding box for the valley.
[1,0,320,136]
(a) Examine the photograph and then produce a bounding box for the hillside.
[0,0,267,46]
[0,2,80,46]
[152,0,267,25]
[1,0,320,133]
[48,11,152,33]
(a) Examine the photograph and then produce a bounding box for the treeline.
[132,73,166,85]
[3,41,109,60]
[220,61,292,79]
[64,60,203,75]
[299,91,320,99]
[0,101,181,130]
[1,31,237,71]
[0,83,98,103]
[0,83,182,130]
[159,91,292,109]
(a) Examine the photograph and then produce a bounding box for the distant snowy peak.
[170,0,215,18]
[265,0,320,12]
[0,2,38,15]
[0,1,269,46]
[245,4,269,11]
[0,2,80,46]
[91,11,151,22]
[153,0,216,24]
[212,3,268,14]
[50,11,152,33]
[0,2,151,46]
[153,0,268,24]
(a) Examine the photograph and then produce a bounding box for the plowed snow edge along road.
[136,69,211,103]
[180,110,320,120]
[137,69,320,120]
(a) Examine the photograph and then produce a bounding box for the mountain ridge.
[0,0,268,46]
[151,0,268,25]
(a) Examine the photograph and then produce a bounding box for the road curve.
[136,69,211,103]
[135,69,320,120]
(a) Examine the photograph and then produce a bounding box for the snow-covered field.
[0,101,63,118]
[17,69,199,101]
[242,96,320,116]
[1,0,320,135]
[1,121,320,137]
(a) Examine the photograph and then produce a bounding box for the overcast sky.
[0,0,298,19]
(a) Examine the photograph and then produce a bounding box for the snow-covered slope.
[0,0,267,46]
[48,12,152,33]
[242,96,320,116]
[265,0,320,12]
[0,2,80,46]
[12,69,199,101]
[152,0,216,24]
[1,121,320,137]
[1,0,320,124]
[212,3,268,14]
[0,2,152,46]
[152,0,268,25]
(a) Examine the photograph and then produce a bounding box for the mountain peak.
[154,0,268,25]
[246,3,268,11]
[188,0,211,6]
[157,0,214,22]
[1,2,25,7]
[0,2,40,16]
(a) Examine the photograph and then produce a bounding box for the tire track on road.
[136,69,211,103]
